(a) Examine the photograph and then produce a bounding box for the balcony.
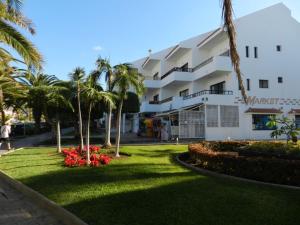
[160,67,194,87]
[193,55,232,80]
[140,90,234,113]
[182,89,234,107]
[140,97,173,112]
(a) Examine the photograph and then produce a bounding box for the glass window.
[153,95,159,102]
[153,72,159,80]
[278,77,283,83]
[254,47,258,58]
[247,79,250,91]
[210,81,225,94]
[179,89,189,97]
[276,45,281,52]
[295,115,300,128]
[252,114,275,130]
[220,106,239,127]
[259,80,269,88]
[245,46,249,58]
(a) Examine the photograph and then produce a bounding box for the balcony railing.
[183,90,233,100]
[149,96,173,105]
[161,67,193,80]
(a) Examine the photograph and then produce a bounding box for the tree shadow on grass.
[62,177,300,225]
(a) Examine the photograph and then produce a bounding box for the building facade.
[132,3,300,140]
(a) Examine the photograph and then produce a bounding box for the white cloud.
[93,45,103,51]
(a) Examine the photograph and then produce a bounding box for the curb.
[176,152,300,191]
[0,148,23,157]
[0,170,88,225]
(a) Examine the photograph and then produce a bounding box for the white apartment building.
[131,3,300,140]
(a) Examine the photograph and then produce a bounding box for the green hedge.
[188,142,300,186]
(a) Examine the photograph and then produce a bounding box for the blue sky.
[22,0,300,80]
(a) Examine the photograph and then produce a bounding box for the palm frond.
[0,19,42,68]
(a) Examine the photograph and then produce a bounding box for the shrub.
[239,142,300,160]
[188,142,300,186]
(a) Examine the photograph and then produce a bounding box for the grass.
[0,145,300,225]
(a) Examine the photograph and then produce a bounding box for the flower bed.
[62,145,111,167]
[187,142,300,186]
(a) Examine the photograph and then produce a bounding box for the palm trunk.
[222,0,247,102]
[56,120,61,153]
[77,83,84,150]
[115,100,123,157]
[104,104,112,148]
[86,103,92,165]
[0,88,4,125]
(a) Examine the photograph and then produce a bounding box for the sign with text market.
[234,96,300,106]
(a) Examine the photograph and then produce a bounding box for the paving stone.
[0,179,64,225]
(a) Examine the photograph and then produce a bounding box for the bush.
[62,145,112,167]
[188,142,300,186]
[239,142,300,160]
[190,141,249,152]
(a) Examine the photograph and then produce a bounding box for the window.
[206,105,218,127]
[153,95,159,102]
[276,45,281,52]
[252,114,275,130]
[247,79,250,91]
[296,115,300,129]
[254,47,258,58]
[220,106,239,127]
[259,80,269,88]
[179,89,189,97]
[278,77,283,83]
[180,63,189,72]
[210,81,225,94]
[153,72,159,80]
[245,46,249,58]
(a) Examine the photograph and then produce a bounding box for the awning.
[289,109,300,114]
[154,103,204,117]
[245,108,283,114]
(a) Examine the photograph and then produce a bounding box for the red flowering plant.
[62,145,112,168]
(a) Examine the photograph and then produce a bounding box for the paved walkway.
[0,128,73,155]
[0,179,63,225]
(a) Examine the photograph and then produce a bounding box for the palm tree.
[221,0,247,102]
[82,71,114,164]
[44,85,73,153]
[0,0,42,69]
[113,64,144,157]
[20,72,58,133]
[69,67,85,151]
[96,57,114,148]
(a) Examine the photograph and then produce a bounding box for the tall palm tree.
[20,72,58,133]
[0,0,42,69]
[96,57,114,148]
[221,0,247,102]
[69,67,85,151]
[113,64,144,157]
[82,71,114,164]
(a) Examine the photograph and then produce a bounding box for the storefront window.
[252,114,275,130]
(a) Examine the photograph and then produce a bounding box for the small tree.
[112,64,144,157]
[267,116,300,144]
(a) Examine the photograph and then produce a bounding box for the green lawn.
[0,145,300,225]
